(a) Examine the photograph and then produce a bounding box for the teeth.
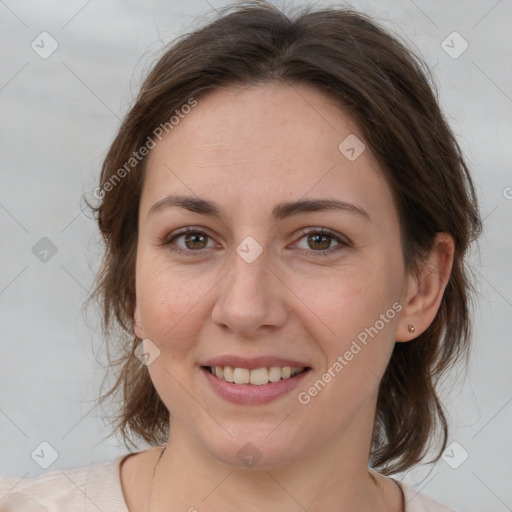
[249,367,268,385]
[209,366,305,385]
[233,367,250,384]
[223,366,233,382]
[268,366,282,382]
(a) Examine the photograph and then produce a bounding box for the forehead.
[148,82,358,172]
[141,82,397,224]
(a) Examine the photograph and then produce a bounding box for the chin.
[203,430,304,470]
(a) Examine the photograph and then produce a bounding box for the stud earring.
[408,324,415,334]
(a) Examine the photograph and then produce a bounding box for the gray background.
[0,0,511,510]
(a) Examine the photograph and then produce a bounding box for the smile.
[201,365,311,405]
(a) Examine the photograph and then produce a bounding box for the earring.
[408,324,415,334]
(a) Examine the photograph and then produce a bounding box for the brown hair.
[87,1,481,474]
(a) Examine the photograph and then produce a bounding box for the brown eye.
[293,228,348,257]
[163,228,216,254]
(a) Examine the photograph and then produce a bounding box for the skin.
[121,82,454,512]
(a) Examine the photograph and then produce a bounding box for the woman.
[0,1,481,510]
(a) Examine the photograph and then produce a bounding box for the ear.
[396,232,455,342]
[133,301,145,339]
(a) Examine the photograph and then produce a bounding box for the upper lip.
[202,356,311,370]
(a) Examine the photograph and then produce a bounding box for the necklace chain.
[394,478,406,512]
[148,445,405,512]
[148,445,167,511]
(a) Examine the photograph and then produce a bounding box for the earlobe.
[133,303,145,339]
[396,232,455,342]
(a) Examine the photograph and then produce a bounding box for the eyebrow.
[147,194,370,222]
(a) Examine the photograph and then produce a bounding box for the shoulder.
[400,481,457,512]
[0,454,131,512]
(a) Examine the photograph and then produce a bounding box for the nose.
[211,245,289,337]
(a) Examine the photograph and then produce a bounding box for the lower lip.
[201,367,311,405]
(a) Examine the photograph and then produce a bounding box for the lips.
[199,355,312,404]
[201,365,311,405]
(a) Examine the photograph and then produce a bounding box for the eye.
[292,228,349,256]
[161,227,217,255]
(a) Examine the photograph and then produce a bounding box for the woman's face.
[134,82,410,467]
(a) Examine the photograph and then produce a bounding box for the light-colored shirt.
[0,453,455,511]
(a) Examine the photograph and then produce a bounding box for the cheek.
[295,259,402,396]
[295,280,400,429]
[135,257,215,417]
[135,254,215,349]
[297,259,401,343]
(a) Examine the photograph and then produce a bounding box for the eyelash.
[159,226,349,257]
